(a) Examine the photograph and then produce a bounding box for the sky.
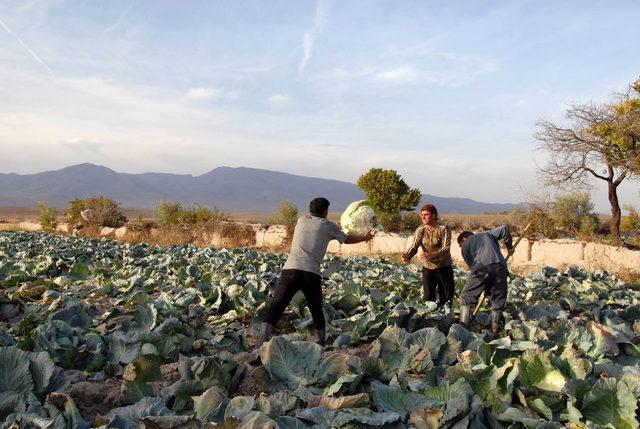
[0,0,639,212]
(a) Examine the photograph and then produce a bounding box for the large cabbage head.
[339,200,383,234]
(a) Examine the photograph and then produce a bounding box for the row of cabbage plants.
[0,231,638,428]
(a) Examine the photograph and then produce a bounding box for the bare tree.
[535,79,640,245]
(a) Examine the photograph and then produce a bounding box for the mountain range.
[0,163,518,213]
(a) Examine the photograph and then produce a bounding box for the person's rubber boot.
[254,322,274,350]
[441,301,450,315]
[459,306,471,328]
[491,311,503,338]
[315,328,326,346]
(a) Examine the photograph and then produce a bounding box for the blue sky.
[1,0,639,211]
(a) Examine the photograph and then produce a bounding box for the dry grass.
[441,212,530,231]
[0,206,41,222]
[119,221,257,249]
[0,222,20,231]
[615,266,640,285]
[217,222,256,247]
[230,210,341,224]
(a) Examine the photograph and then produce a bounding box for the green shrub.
[65,199,84,225]
[38,201,57,230]
[155,199,226,226]
[273,201,299,239]
[357,168,421,233]
[400,211,422,231]
[552,192,599,236]
[377,211,403,233]
[154,199,182,226]
[65,196,127,227]
[522,192,558,238]
[621,204,640,232]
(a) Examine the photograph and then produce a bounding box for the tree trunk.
[607,180,622,246]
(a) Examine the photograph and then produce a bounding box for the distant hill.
[0,163,518,213]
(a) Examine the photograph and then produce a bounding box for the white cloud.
[186,86,238,100]
[267,93,291,109]
[298,0,328,77]
[375,66,422,84]
[373,55,498,87]
[312,52,498,87]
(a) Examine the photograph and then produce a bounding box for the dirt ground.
[69,379,122,424]
[67,362,182,424]
[236,366,274,397]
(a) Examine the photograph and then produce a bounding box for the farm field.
[0,231,639,428]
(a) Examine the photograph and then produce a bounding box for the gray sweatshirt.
[461,225,513,272]
[283,214,347,275]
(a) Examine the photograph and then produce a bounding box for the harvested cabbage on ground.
[0,231,638,429]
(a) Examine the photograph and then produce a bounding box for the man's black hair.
[457,231,474,246]
[309,197,330,216]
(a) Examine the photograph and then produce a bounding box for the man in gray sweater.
[254,197,374,349]
[457,225,513,337]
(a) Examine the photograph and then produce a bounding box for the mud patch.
[332,342,373,358]
[149,362,181,395]
[235,366,274,397]
[69,379,122,424]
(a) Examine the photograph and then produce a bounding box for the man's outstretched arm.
[344,230,374,244]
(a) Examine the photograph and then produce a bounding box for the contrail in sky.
[0,17,55,77]
[298,0,328,78]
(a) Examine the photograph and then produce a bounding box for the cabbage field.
[1,231,639,429]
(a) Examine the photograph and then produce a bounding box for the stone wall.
[324,231,639,274]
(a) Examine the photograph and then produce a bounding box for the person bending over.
[457,225,513,337]
[255,197,374,348]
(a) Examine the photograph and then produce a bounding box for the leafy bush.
[38,201,57,230]
[400,211,422,231]
[65,196,126,227]
[621,204,640,232]
[357,168,421,227]
[375,211,422,233]
[376,211,402,233]
[522,191,558,238]
[154,199,182,226]
[155,199,226,226]
[552,192,599,237]
[272,200,299,239]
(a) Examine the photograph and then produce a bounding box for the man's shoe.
[254,322,274,350]
[315,329,326,346]
[459,306,471,328]
[491,311,503,338]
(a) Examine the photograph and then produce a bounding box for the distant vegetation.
[357,168,421,232]
[154,199,227,226]
[535,76,640,245]
[66,196,127,228]
[4,185,640,249]
[37,202,57,231]
[272,200,299,240]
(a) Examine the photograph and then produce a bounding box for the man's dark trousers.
[422,265,454,306]
[460,262,508,311]
[264,269,325,330]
